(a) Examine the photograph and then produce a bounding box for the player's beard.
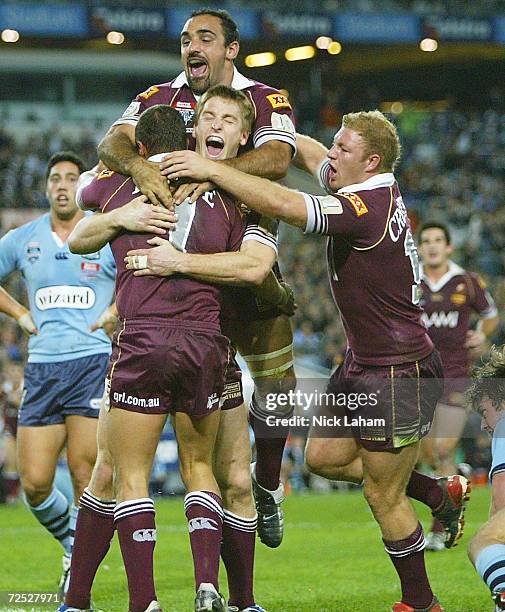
[187,72,211,95]
[54,205,79,222]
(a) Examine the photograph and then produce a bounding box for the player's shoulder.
[247,80,292,110]
[494,416,505,444]
[136,80,181,103]
[466,270,488,289]
[8,213,49,239]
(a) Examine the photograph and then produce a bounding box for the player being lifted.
[467,347,505,612]
[418,222,498,551]
[62,92,279,612]
[97,8,297,547]
[0,152,116,594]
[158,110,475,612]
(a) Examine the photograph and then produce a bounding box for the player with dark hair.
[418,222,498,551]
[98,8,298,548]
[467,347,505,611]
[62,96,274,612]
[159,109,471,611]
[0,151,116,595]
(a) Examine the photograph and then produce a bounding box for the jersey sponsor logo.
[97,169,115,180]
[421,310,459,329]
[266,93,291,109]
[188,517,219,533]
[222,381,242,401]
[456,283,465,292]
[27,242,41,263]
[139,85,159,100]
[173,102,196,131]
[55,252,69,260]
[121,101,141,118]
[450,292,466,305]
[133,528,157,542]
[388,196,408,242]
[320,195,343,215]
[35,285,96,311]
[271,112,295,135]
[340,192,368,217]
[81,262,100,272]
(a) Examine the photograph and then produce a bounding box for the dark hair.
[467,346,505,413]
[418,222,451,245]
[190,8,240,46]
[135,105,187,155]
[46,151,86,179]
[196,85,254,132]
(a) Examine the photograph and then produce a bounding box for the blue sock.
[476,544,505,593]
[26,487,71,554]
[69,503,79,556]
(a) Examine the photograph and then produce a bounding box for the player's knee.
[304,440,327,475]
[217,467,252,510]
[88,456,114,499]
[467,532,482,564]
[179,457,213,490]
[20,475,53,506]
[68,462,94,498]
[363,481,402,517]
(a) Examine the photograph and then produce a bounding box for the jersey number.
[404,229,420,304]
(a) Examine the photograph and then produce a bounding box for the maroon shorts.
[108,319,232,419]
[2,403,18,437]
[221,348,244,411]
[324,349,444,451]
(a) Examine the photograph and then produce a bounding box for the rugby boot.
[195,583,226,612]
[392,596,444,611]
[432,475,471,548]
[251,463,284,548]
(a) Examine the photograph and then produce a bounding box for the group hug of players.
[2,8,505,612]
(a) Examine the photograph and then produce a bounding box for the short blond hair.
[342,110,401,172]
[196,85,254,133]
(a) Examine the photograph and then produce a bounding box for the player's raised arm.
[163,151,308,229]
[222,139,292,180]
[293,133,329,177]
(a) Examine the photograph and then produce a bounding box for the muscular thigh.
[361,442,419,491]
[17,424,66,484]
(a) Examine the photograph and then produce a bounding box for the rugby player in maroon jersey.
[64,92,275,612]
[160,110,473,612]
[417,222,498,551]
[97,8,298,548]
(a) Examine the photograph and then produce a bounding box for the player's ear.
[367,153,381,172]
[137,141,148,158]
[226,41,239,61]
[239,130,249,146]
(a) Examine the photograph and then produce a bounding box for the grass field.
[0,486,493,611]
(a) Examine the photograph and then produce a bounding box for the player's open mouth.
[188,58,208,79]
[206,136,225,158]
[57,195,69,204]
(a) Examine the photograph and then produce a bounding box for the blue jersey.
[0,213,116,363]
[490,415,505,483]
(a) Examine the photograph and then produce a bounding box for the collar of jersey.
[171,66,255,92]
[338,172,395,194]
[421,260,465,292]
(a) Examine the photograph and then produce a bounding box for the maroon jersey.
[112,68,296,154]
[304,173,433,366]
[420,262,497,377]
[79,167,244,328]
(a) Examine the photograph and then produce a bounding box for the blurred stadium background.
[0,0,504,609]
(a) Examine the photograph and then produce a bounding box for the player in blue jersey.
[0,151,116,593]
[467,347,505,611]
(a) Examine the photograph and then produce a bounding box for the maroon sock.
[406,471,443,511]
[3,472,19,500]
[383,522,433,608]
[184,491,223,591]
[250,396,289,491]
[431,517,444,533]
[65,489,115,609]
[115,499,157,612]
[221,510,256,609]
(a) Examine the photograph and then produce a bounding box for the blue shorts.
[18,353,110,427]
